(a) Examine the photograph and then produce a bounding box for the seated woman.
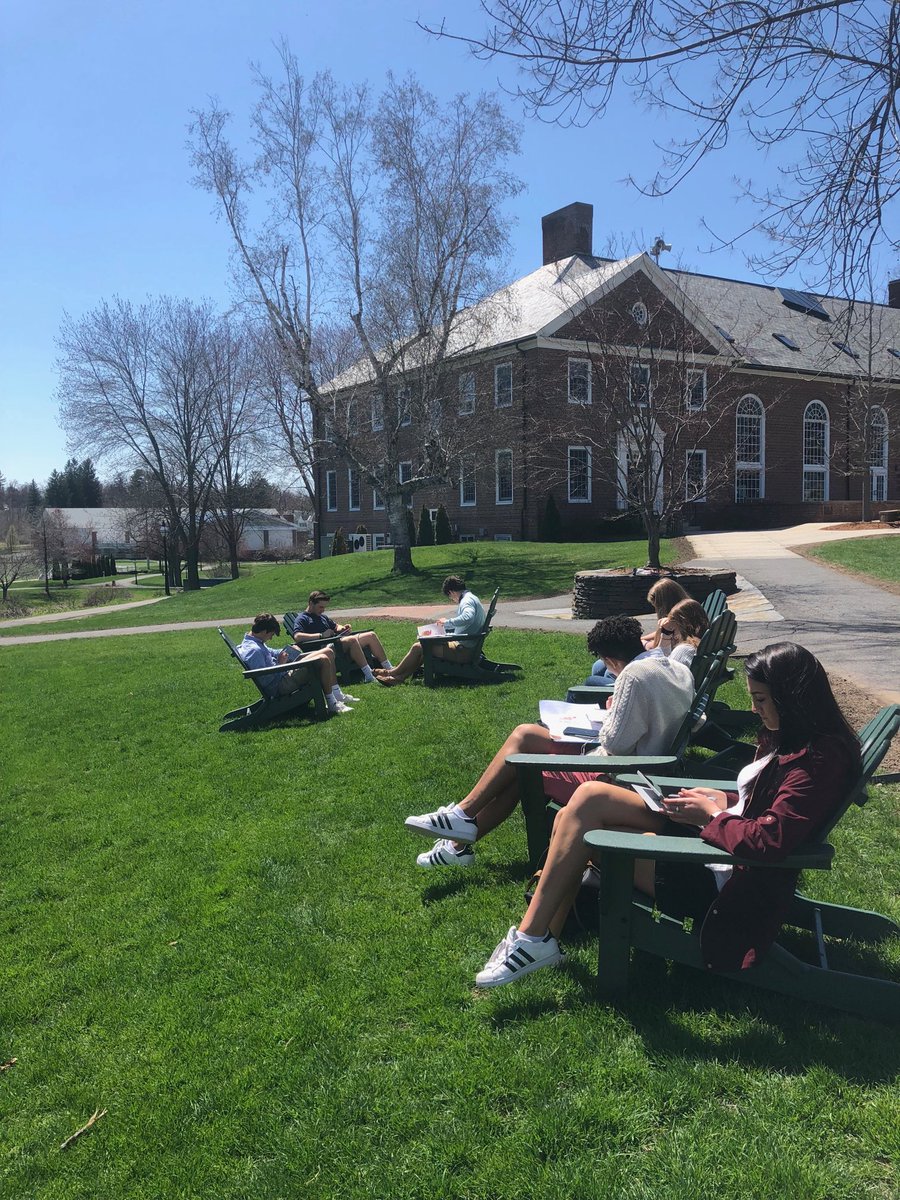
[583,577,689,687]
[658,598,709,669]
[375,575,484,686]
[473,641,861,988]
[405,615,694,867]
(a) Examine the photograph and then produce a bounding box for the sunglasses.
[660,627,677,636]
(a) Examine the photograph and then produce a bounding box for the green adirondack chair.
[582,704,900,1023]
[509,652,729,868]
[419,588,522,686]
[217,628,328,732]
[702,589,728,621]
[282,611,377,685]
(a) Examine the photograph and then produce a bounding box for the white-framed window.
[325,470,338,512]
[631,301,648,327]
[686,369,707,411]
[568,358,591,405]
[494,362,513,408]
[348,468,360,511]
[802,400,830,501]
[459,533,476,543]
[458,372,476,416]
[568,445,592,503]
[495,449,513,504]
[373,487,384,511]
[685,450,707,502]
[398,459,413,507]
[868,406,889,502]
[428,507,439,523]
[371,396,384,431]
[735,394,765,502]
[460,457,477,506]
[398,387,411,427]
[629,362,651,407]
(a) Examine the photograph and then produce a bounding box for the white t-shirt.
[707,753,774,886]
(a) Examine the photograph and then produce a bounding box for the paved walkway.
[4,521,900,704]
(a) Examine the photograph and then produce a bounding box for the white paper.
[538,700,607,741]
[633,784,664,813]
[417,623,443,637]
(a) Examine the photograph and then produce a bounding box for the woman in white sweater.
[404,615,694,867]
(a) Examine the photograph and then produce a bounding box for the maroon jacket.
[697,735,858,972]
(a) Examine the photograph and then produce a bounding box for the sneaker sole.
[416,852,475,868]
[475,951,565,988]
[404,815,478,844]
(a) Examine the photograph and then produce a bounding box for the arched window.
[735,395,765,501]
[802,401,830,501]
[868,406,889,502]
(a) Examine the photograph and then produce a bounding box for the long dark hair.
[745,642,859,767]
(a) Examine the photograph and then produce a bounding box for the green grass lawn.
[1,627,898,1199]
[0,540,674,637]
[806,534,900,586]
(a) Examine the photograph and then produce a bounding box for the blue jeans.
[583,659,616,687]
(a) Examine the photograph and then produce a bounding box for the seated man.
[375,575,485,686]
[292,590,392,684]
[404,614,694,867]
[238,613,355,715]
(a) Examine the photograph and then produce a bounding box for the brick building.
[315,203,900,551]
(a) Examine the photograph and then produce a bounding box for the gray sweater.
[588,654,694,757]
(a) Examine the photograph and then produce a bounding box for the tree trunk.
[229,542,240,580]
[386,494,414,575]
[184,544,201,590]
[644,514,662,570]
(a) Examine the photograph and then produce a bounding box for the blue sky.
[3,0,795,486]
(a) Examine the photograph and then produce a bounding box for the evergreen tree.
[74,458,103,506]
[434,504,454,545]
[538,492,563,542]
[355,523,368,534]
[404,507,417,547]
[331,527,348,555]
[26,480,42,515]
[416,505,434,547]
[44,469,69,507]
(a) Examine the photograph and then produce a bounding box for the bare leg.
[383,642,424,681]
[357,631,388,663]
[518,781,666,938]
[458,723,555,818]
[340,635,368,669]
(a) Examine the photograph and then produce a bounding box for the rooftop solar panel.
[778,287,830,320]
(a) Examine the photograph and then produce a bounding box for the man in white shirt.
[404,614,694,867]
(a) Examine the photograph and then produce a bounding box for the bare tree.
[527,269,746,566]
[190,50,522,572]
[57,297,230,590]
[0,540,35,602]
[426,1,900,292]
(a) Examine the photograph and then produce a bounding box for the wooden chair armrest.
[613,773,739,792]
[506,753,680,772]
[419,632,482,647]
[583,829,834,871]
[566,685,614,703]
[242,660,317,678]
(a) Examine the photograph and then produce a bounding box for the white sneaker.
[475,928,565,988]
[416,838,475,869]
[340,692,361,703]
[328,701,353,715]
[405,805,478,844]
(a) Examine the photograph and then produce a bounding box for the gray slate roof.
[328,251,900,389]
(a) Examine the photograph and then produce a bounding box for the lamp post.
[160,524,171,596]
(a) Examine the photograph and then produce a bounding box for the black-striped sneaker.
[416,838,475,869]
[475,927,564,988]
[404,805,478,844]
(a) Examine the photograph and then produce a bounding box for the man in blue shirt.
[238,613,354,714]
[292,590,392,683]
[374,575,484,686]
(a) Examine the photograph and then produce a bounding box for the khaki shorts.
[276,666,311,696]
[434,640,475,664]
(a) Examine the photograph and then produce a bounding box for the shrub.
[416,505,434,547]
[434,504,454,544]
[404,509,417,547]
[331,528,349,556]
[537,493,562,542]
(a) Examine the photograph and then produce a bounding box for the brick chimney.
[889,279,900,308]
[542,202,593,265]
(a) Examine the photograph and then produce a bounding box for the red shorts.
[541,741,607,805]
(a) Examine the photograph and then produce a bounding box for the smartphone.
[634,770,667,810]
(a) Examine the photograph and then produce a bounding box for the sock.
[381,659,393,669]
[447,803,474,822]
[516,930,546,944]
[361,665,376,682]
[330,685,343,702]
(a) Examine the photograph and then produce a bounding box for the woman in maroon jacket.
[475,642,861,988]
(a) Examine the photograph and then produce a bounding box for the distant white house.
[237,509,310,553]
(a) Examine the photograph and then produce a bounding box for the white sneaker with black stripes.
[415,838,475,869]
[404,805,478,844]
[475,927,565,988]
